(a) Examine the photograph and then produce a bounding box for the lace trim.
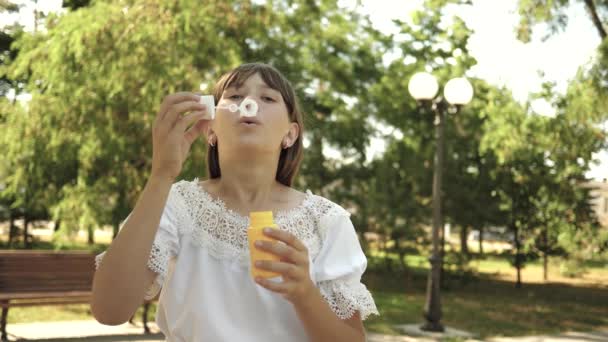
[172,179,348,264]
[318,279,379,320]
[144,239,172,298]
[94,252,104,269]
[143,186,189,299]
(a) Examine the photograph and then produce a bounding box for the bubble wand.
[199,95,258,120]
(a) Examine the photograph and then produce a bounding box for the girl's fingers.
[183,117,208,146]
[255,260,302,279]
[165,101,206,127]
[254,240,307,266]
[159,92,201,120]
[175,109,208,132]
[262,228,308,253]
[255,276,289,294]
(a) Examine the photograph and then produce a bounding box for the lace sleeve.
[317,278,378,320]
[312,204,379,320]
[95,183,187,300]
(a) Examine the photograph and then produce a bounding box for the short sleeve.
[313,208,379,320]
[95,184,186,300]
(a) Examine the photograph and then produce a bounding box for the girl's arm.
[92,93,209,325]
[91,175,173,325]
[292,288,366,342]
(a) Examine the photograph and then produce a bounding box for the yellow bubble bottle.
[247,211,281,279]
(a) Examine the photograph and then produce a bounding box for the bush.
[559,258,587,278]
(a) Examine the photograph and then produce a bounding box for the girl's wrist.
[291,281,321,311]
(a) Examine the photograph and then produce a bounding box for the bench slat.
[0,291,91,301]
[0,299,91,308]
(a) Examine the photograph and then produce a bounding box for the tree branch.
[583,0,607,40]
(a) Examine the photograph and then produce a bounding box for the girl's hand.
[254,228,316,305]
[151,92,210,181]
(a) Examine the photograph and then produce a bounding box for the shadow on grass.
[362,266,608,338]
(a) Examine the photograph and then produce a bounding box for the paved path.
[485,330,608,342]
[4,320,163,341]
[3,320,607,342]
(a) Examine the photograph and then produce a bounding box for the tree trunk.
[460,226,469,258]
[87,226,95,245]
[440,223,445,289]
[380,236,392,272]
[8,211,16,247]
[113,222,120,239]
[543,251,548,281]
[583,0,607,39]
[384,254,393,272]
[398,251,407,269]
[54,219,61,232]
[24,216,30,249]
[542,229,548,281]
[478,226,484,256]
[513,225,522,288]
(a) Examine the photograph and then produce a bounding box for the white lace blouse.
[96,178,378,341]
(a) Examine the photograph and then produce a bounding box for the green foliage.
[516,0,571,42]
[477,69,605,282]
[513,0,608,274]
[559,257,587,278]
[2,0,389,242]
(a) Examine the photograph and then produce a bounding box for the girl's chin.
[222,140,277,152]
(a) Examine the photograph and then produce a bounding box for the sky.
[1,0,606,180]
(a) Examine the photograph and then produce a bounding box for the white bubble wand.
[199,95,258,120]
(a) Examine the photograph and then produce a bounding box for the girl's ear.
[206,127,217,147]
[281,122,300,149]
[205,126,214,138]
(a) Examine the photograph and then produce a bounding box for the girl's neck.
[206,153,290,213]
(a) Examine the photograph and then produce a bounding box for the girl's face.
[209,73,298,154]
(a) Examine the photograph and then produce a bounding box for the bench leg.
[143,302,150,334]
[1,304,8,342]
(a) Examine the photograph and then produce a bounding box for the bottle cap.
[249,211,274,228]
[199,95,216,119]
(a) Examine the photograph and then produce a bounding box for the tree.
[516,0,607,42]
[4,0,388,244]
[510,0,608,283]
[443,79,504,260]
[0,0,50,247]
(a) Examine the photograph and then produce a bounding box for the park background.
[1,0,607,341]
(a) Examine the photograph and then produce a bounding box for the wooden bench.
[0,250,154,341]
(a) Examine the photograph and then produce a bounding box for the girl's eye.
[262,96,276,102]
[228,94,242,100]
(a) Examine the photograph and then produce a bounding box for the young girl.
[91,63,378,341]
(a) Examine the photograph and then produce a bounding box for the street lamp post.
[408,72,473,332]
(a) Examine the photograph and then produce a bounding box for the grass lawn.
[363,268,608,338]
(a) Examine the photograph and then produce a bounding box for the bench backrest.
[0,251,96,294]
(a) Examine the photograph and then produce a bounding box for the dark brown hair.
[207,63,304,187]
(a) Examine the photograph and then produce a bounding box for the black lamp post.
[408,72,474,332]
